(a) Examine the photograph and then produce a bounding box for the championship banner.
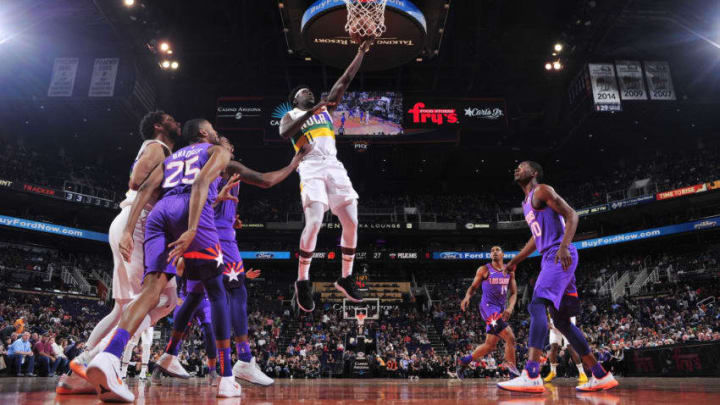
[0,215,108,242]
[48,57,79,97]
[644,61,676,100]
[88,58,120,97]
[615,60,647,100]
[588,63,622,112]
[656,183,707,201]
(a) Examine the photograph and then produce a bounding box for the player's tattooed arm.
[460,265,488,312]
[225,144,313,188]
[119,164,163,262]
[325,40,373,112]
[502,272,518,321]
[535,184,579,270]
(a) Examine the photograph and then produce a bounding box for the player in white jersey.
[279,40,372,312]
[57,111,181,395]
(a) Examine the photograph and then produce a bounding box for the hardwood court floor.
[2,377,720,404]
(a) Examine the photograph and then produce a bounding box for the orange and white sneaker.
[86,352,135,403]
[576,372,619,392]
[55,373,96,395]
[497,369,545,393]
[69,351,91,381]
[217,376,242,398]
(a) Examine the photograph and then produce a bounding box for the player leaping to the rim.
[279,39,373,312]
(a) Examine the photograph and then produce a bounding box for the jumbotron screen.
[320,91,403,136]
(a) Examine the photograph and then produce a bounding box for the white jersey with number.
[287,107,337,159]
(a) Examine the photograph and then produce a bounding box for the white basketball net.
[356,313,367,328]
[344,0,388,39]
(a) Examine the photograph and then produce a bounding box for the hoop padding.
[344,0,388,39]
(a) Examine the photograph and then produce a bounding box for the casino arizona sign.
[407,102,459,125]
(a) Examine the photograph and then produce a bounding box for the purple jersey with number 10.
[521,186,566,254]
[522,185,579,310]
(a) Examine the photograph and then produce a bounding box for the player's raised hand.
[460,296,470,312]
[359,39,374,53]
[245,268,261,279]
[216,174,241,203]
[504,262,517,273]
[119,230,134,263]
[167,229,197,266]
[555,245,572,271]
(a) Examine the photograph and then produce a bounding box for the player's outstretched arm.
[535,184,579,270]
[505,236,536,272]
[460,266,487,312]
[278,101,335,140]
[119,164,163,262]
[325,40,372,111]
[225,144,313,188]
[167,146,231,265]
[502,272,518,321]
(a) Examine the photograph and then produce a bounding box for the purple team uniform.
[174,281,212,325]
[478,263,511,335]
[144,143,223,281]
[522,186,579,311]
[214,178,245,287]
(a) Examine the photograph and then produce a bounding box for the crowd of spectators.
[0,139,124,199]
[3,136,720,226]
[0,242,112,294]
[0,289,105,376]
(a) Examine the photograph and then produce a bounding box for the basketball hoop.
[344,0,388,40]
[355,313,367,328]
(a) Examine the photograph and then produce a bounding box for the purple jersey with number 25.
[143,143,222,279]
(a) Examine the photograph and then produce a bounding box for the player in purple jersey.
[86,119,310,402]
[497,161,618,393]
[455,246,519,379]
[213,137,275,385]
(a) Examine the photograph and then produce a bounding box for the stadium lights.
[545,62,552,70]
[553,61,562,70]
[160,60,170,69]
[170,61,179,70]
[123,0,135,7]
[159,42,170,52]
[554,43,563,52]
